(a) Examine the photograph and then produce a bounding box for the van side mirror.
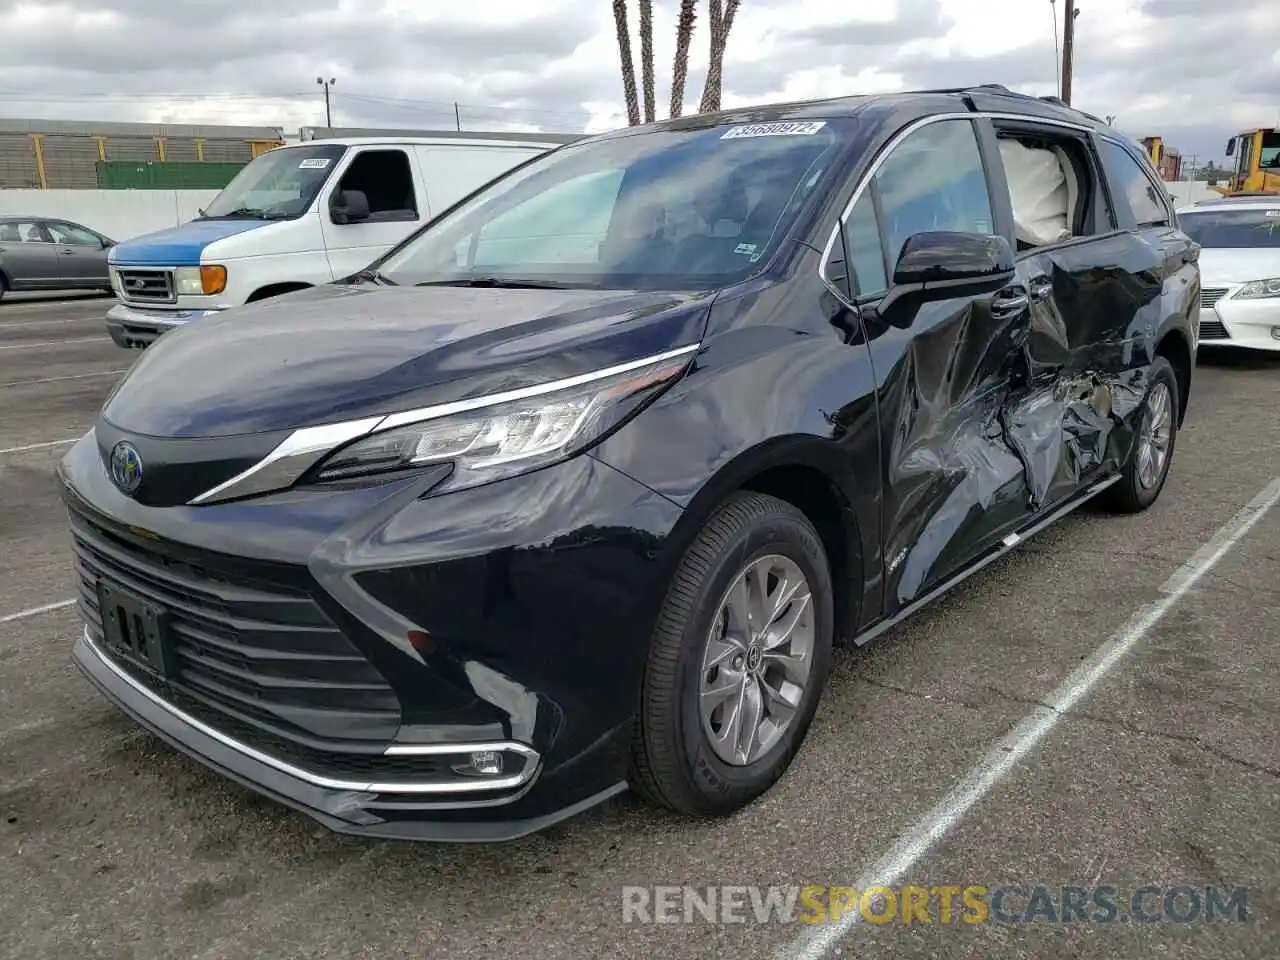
[874,231,1016,328]
[331,189,371,224]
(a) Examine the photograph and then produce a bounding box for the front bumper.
[1198,286,1280,351]
[58,433,683,839]
[73,627,627,841]
[105,302,220,349]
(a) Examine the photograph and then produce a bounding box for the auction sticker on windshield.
[299,158,332,169]
[721,121,827,139]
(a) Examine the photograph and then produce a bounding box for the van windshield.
[377,119,854,290]
[201,144,347,220]
[1179,208,1280,248]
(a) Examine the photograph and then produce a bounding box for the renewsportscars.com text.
[621,884,1250,925]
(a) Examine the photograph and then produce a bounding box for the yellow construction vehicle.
[1140,137,1182,180]
[1214,128,1280,195]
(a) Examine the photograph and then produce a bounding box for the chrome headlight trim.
[186,343,701,505]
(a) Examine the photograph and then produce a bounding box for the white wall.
[1167,180,1222,207]
[0,189,220,241]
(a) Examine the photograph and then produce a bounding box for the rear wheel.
[629,492,834,816]
[0,274,8,302]
[1101,355,1179,513]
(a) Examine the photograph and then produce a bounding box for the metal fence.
[0,119,283,189]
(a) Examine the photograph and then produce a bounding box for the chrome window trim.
[187,342,701,504]
[82,627,541,795]
[817,110,1097,304]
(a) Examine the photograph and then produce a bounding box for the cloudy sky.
[2,0,1277,167]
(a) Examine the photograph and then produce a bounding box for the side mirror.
[331,189,370,224]
[100,237,115,249]
[875,231,1016,328]
[1225,138,1235,158]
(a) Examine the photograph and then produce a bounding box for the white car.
[1177,195,1280,351]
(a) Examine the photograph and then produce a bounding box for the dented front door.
[851,117,1043,608]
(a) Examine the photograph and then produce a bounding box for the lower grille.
[116,269,175,303]
[1199,318,1230,340]
[1200,287,1228,309]
[69,511,401,752]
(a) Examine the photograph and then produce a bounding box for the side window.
[466,168,624,268]
[0,221,48,243]
[1097,139,1169,228]
[841,191,888,297]
[873,119,995,267]
[48,222,101,245]
[334,149,418,222]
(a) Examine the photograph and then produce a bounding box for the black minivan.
[59,85,1199,841]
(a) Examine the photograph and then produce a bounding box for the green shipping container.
[96,160,247,190]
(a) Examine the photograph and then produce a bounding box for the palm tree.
[639,0,655,123]
[612,0,641,126]
[699,0,740,114]
[669,0,698,118]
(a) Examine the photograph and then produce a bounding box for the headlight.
[173,265,227,296]
[303,348,696,490]
[1233,277,1280,300]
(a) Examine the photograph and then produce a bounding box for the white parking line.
[0,598,76,624]
[0,336,109,351]
[0,437,81,454]
[0,369,125,388]
[0,316,88,328]
[777,475,1280,960]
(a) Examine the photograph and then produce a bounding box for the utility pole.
[1060,0,1078,105]
[454,102,461,131]
[1049,0,1061,99]
[316,77,336,128]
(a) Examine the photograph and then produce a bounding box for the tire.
[1100,354,1180,513]
[0,274,8,302]
[629,491,835,816]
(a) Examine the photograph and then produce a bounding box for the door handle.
[60,249,76,255]
[991,287,1030,318]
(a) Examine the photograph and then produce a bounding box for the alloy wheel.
[698,554,815,766]
[1137,380,1173,490]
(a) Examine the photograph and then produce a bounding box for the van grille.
[116,269,176,303]
[69,509,401,749]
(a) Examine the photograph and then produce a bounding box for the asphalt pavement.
[1,294,1277,960]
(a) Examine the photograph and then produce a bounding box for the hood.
[1197,247,1280,285]
[102,282,713,439]
[108,218,274,266]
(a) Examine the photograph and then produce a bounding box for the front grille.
[1199,318,1230,340]
[70,511,401,752]
[116,269,175,303]
[1200,287,1229,309]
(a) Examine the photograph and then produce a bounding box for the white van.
[104,132,580,347]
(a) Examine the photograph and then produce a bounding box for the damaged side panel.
[870,228,1172,610]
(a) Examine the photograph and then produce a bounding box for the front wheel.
[1101,355,1180,513]
[629,492,834,816]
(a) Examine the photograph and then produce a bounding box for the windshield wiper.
[215,207,269,218]
[348,267,398,286]
[415,276,577,290]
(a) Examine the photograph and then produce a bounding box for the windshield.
[1179,208,1280,248]
[201,144,347,220]
[376,118,854,290]
[1260,131,1280,170]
